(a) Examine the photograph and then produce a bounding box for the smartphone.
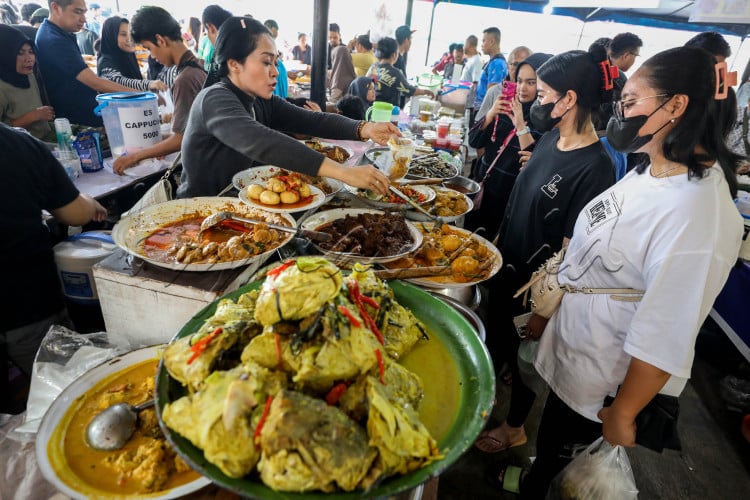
[501,80,517,100]
[513,312,533,339]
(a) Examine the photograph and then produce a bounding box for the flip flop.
[474,429,528,453]
[485,465,525,494]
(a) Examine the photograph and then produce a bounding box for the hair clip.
[714,62,737,100]
[240,18,246,29]
[599,60,619,91]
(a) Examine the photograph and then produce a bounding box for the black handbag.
[604,393,681,453]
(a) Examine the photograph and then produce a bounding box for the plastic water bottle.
[390,106,400,126]
[54,118,74,152]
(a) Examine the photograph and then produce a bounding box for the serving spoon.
[200,211,332,242]
[388,185,443,224]
[86,399,155,451]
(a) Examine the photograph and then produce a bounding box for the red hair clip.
[714,62,737,100]
[599,60,619,91]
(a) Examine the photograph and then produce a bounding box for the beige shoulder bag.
[514,248,644,319]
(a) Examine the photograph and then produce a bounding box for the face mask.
[605,99,673,153]
[529,98,565,132]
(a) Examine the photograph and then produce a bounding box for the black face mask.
[605,99,673,153]
[529,98,566,132]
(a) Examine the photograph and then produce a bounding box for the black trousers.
[521,391,602,499]
[485,266,537,427]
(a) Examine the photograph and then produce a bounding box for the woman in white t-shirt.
[517,46,743,498]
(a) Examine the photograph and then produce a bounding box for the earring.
[670,118,675,123]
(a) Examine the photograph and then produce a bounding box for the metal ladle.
[85,399,155,451]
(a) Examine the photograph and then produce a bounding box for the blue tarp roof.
[433,0,749,38]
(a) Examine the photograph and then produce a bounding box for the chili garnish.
[253,395,274,446]
[187,327,223,364]
[267,260,295,279]
[347,280,385,345]
[325,382,349,405]
[337,305,361,327]
[219,220,252,233]
[359,294,380,309]
[375,349,385,385]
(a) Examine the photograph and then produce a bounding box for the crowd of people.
[1,0,750,498]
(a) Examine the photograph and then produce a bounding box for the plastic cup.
[386,137,416,180]
[436,119,450,138]
[52,149,83,180]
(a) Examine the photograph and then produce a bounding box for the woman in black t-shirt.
[475,47,616,483]
[372,37,431,107]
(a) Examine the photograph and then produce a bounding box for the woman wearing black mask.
[476,46,616,485]
[466,52,552,239]
[517,46,742,498]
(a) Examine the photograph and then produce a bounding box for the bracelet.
[517,126,530,136]
[356,120,367,141]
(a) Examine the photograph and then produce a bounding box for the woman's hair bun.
[588,43,614,103]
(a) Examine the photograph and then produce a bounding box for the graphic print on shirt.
[541,174,562,199]
[585,192,621,235]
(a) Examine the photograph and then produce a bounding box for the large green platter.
[155,278,495,499]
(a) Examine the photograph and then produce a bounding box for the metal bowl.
[427,285,481,310]
[442,176,480,196]
[427,291,485,341]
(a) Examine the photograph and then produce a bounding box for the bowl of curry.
[36,345,211,499]
[112,197,296,272]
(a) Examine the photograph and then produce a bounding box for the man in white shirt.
[461,34,482,83]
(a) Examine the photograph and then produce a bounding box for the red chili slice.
[267,260,295,279]
[187,327,223,364]
[253,395,274,446]
[375,349,385,385]
[325,383,348,405]
[337,305,361,327]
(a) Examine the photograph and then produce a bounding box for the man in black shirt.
[0,124,106,387]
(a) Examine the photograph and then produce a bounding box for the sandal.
[486,465,526,494]
[474,426,528,453]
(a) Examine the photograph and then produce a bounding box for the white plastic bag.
[546,437,638,500]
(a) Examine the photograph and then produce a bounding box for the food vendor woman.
[179,16,395,198]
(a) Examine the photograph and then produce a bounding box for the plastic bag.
[546,437,638,500]
[17,325,132,434]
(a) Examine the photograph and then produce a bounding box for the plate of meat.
[299,208,423,264]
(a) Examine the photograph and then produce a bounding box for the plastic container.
[52,149,83,180]
[416,73,443,95]
[365,101,395,122]
[386,137,416,180]
[54,118,74,152]
[53,232,116,304]
[94,92,161,158]
[436,118,451,138]
[447,135,462,151]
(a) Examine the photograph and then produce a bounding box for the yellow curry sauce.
[49,359,200,496]
[401,335,461,442]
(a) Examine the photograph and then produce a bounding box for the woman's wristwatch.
[517,126,530,136]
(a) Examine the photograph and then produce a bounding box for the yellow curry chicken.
[161,257,445,493]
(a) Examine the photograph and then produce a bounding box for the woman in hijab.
[465,53,552,240]
[97,17,166,92]
[347,75,375,110]
[328,44,356,103]
[0,24,54,141]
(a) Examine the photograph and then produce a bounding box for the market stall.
[10,118,497,498]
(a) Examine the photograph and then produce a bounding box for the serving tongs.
[200,211,332,242]
[388,185,443,224]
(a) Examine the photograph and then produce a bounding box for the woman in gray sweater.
[179,16,396,198]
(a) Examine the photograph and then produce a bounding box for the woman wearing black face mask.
[516,47,743,498]
[477,46,616,488]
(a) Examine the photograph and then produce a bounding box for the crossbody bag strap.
[562,285,644,302]
[480,128,516,183]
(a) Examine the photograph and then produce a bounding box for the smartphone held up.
[501,80,517,100]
